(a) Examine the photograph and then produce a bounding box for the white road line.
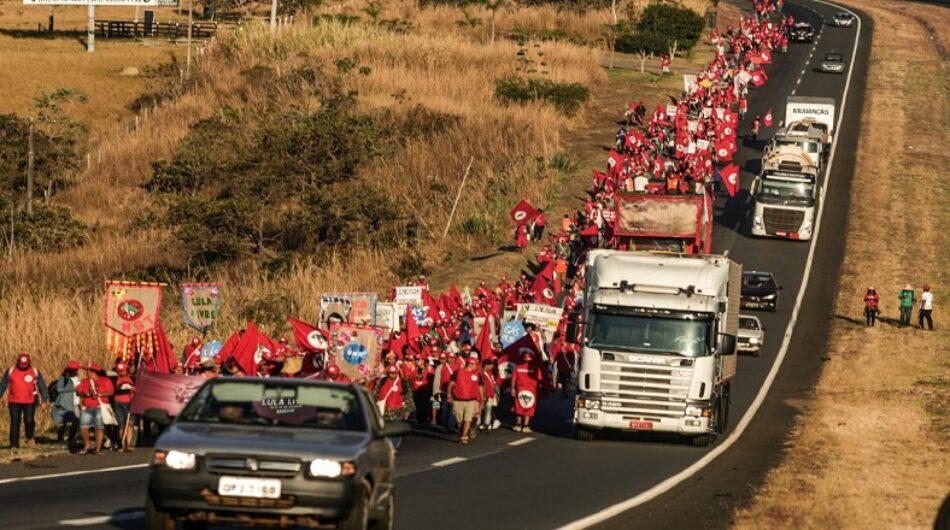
[508,437,536,447]
[0,463,149,485]
[801,68,807,75]
[554,2,863,528]
[431,456,467,467]
[60,511,143,527]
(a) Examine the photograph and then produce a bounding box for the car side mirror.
[145,408,171,428]
[378,421,411,438]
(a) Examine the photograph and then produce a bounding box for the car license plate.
[629,421,653,430]
[218,476,282,499]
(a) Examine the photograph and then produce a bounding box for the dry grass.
[733,2,950,528]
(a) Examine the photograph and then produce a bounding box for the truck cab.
[574,251,741,447]
[751,146,820,241]
[765,125,825,169]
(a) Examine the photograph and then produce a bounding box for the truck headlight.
[685,406,708,417]
[753,215,763,228]
[749,337,759,344]
[577,398,601,410]
[800,220,813,236]
[153,449,197,470]
[309,459,356,478]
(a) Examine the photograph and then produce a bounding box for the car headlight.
[309,459,356,478]
[153,449,197,470]
[762,294,777,300]
[749,337,759,344]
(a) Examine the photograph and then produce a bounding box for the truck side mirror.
[720,334,737,355]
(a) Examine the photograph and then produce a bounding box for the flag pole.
[442,157,475,240]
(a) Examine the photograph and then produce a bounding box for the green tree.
[615,30,668,72]
[31,88,88,204]
[635,3,705,52]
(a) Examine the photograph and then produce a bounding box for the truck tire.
[144,497,173,530]
[339,483,370,530]
[368,491,394,530]
[691,433,713,447]
[575,427,595,442]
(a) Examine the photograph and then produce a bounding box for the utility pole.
[269,0,277,33]
[26,119,34,216]
[86,4,95,52]
[186,0,194,78]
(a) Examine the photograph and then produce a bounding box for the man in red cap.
[181,337,202,368]
[75,363,114,455]
[112,361,135,452]
[324,364,351,384]
[447,354,485,445]
[0,353,49,449]
[512,351,543,433]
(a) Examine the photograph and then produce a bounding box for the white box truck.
[573,251,741,447]
[785,96,836,148]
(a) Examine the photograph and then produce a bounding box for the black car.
[144,378,408,530]
[790,22,815,43]
[740,271,782,311]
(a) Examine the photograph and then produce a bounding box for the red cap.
[86,362,103,373]
[66,360,81,371]
[923,284,931,291]
[16,353,30,369]
[191,337,201,346]
[460,343,472,351]
[326,365,340,376]
[438,353,447,361]
[115,361,128,374]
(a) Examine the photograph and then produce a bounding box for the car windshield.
[825,55,844,62]
[587,311,712,357]
[739,317,760,330]
[743,274,776,289]
[178,380,367,432]
[758,178,815,205]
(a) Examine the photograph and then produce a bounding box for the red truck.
[609,192,713,255]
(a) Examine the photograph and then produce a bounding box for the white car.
[737,314,765,356]
[832,12,855,27]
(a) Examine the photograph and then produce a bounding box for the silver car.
[820,52,846,74]
[737,315,765,356]
[832,12,855,27]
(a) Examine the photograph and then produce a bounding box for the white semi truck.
[751,146,820,241]
[573,251,741,447]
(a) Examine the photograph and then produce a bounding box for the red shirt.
[439,363,455,392]
[113,376,134,404]
[6,367,39,405]
[482,370,496,399]
[377,377,406,410]
[514,364,542,392]
[77,376,114,409]
[451,368,483,401]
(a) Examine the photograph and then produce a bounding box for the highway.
[0,1,870,528]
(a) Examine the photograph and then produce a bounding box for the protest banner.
[516,303,563,336]
[130,371,207,416]
[104,281,163,337]
[500,319,527,348]
[374,302,397,332]
[318,295,350,327]
[319,293,377,326]
[461,287,473,307]
[329,323,385,381]
[181,282,220,333]
[394,286,423,305]
[683,74,698,93]
[666,104,677,117]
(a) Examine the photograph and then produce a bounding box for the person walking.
[919,284,934,330]
[76,363,114,455]
[863,287,881,327]
[750,115,762,143]
[112,361,135,452]
[532,209,547,241]
[447,354,485,445]
[0,353,49,449]
[478,358,500,432]
[374,365,414,450]
[898,284,915,328]
[51,360,81,447]
[512,351,543,433]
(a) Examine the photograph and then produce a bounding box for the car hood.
[742,287,777,297]
[738,329,764,339]
[156,422,371,460]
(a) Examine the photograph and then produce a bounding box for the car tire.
[181,521,208,530]
[339,483,370,530]
[752,348,761,358]
[368,491,394,530]
[575,427,595,441]
[144,497,173,530]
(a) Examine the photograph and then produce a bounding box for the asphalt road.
[0,1,869,529]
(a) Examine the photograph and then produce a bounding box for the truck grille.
[763,207,804,233]
[599,360,691,420]
[206,455,302,478]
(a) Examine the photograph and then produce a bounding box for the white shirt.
[634,175,649,192]
[921,291,933,310]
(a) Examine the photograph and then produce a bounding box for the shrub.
[635,3,705,51]
[0,200,87,252]
[460,213,492,236]
[494,76,590,117]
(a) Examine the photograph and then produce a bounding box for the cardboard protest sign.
[374,302,398,332]
[516,303,563,336]
[105,281,163,337]
[181,283,221,333]
[683,74,698,93]
[500,319,527,348]
[319,293,378,326]
[130,371,206,416]
[329,323,385,381]
[394,286,423,305]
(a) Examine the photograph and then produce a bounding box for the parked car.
[738,314,765,356]
[144,377,408,530]
[790,22,815,43]
[832,12,855,27]
[741,271,782,311]
[820,52,846,74]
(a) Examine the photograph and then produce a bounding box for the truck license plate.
[629,421,653,430]
[775,231,787,237]
[218,476,282,499]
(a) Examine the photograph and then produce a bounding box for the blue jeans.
[899,306,913,326]
[80,407,104,429]
[439,399,456,430]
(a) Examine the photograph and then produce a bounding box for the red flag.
[530,274,557,305]
[404,306,423,355]
[721,164,741,197]
[151,321,179,373]
[228,321,279,376]
[289,317,329,353]
[537,261,559,296]
[715,141,733,162]
[449,284,464,308]
[751,70,768,87]
[761,49,772,64]
[422,289,439,321]
[475,318,494,360]
[499,335,554,395]
[764,108,773,127]
[510,199,539,225]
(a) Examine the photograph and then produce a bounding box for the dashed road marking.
[508,437,536,447]
[432,456,467,467]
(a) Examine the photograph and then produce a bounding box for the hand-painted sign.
[181,282,221,333]
[105,281,163,337]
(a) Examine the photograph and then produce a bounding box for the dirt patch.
[733,1,950,528]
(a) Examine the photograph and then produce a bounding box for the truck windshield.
[757,179,815,206]
[587,311,712,357]
[774,138,819,154]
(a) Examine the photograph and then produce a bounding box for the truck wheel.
[339,484,370,530]
[368,491,394,530]
[144,497,173,530]
[691,433,713,447]
[575,427,595,441]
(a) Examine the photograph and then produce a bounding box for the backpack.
[48,378,60,402]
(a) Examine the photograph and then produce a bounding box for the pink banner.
[130,371,208,416]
